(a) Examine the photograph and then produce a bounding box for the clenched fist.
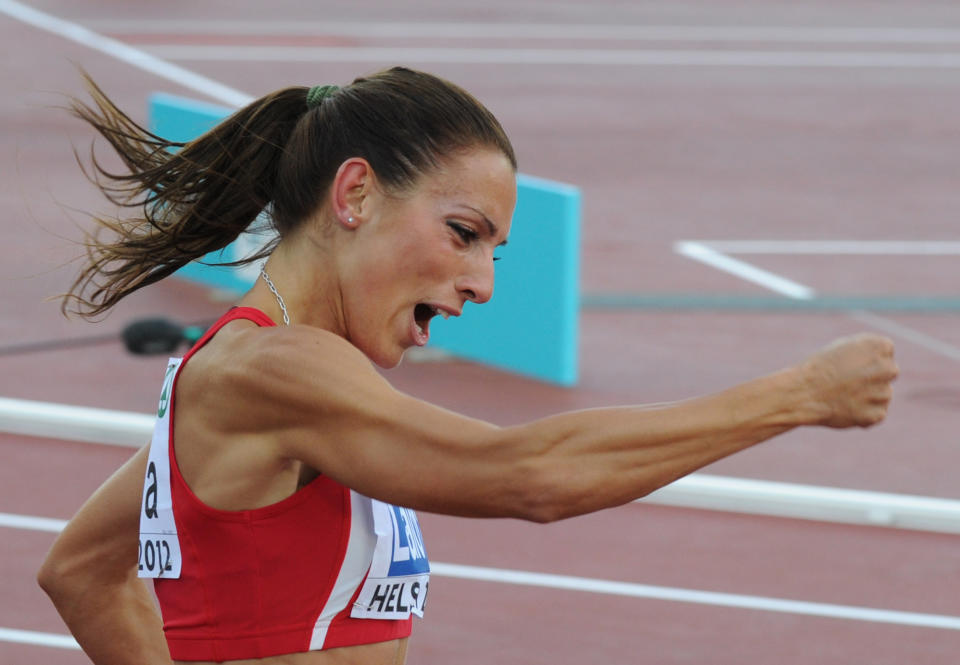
[799,334,898,428]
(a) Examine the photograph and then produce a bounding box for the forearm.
[44,571,172,665]
[37,445,173,664]
[275,330,893,522]
[319,364,820,521]
[505,366,816,522]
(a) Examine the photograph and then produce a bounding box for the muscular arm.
[211,328,896,523]
[37,445,173,665]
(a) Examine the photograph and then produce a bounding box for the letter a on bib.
[138,358,183,578]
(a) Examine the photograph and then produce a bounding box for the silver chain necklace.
[259,266,290,326]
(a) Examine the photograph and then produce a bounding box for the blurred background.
[2,2,959,663]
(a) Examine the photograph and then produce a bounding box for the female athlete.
[37,67,898,665]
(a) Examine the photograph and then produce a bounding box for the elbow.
[516,492,580,525]
[37,541,94,605]
[520,504,567,525]
[510,493,558,524]
[508,461,582,525]
[37,551,67,601]
[511,499,562,525]
[506,453,651,524]
[488,427,594,524]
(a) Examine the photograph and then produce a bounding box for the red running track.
[3,0,960,663]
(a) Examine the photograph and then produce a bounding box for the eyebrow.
[466,206,508,247]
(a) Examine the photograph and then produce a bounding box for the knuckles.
[811,333,899,429]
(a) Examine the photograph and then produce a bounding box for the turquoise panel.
[427,174,580,385]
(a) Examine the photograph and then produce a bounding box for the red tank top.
[146,307,427,661]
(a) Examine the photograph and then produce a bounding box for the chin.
[374,355,404,370]
[364,346,406,370]
[346,330,404,370]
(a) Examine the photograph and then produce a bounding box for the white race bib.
[352,501,430,619]
[138,358,183,579]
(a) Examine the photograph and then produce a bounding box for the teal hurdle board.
[149,93,581,386]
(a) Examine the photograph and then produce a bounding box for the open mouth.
[413,303,450,341]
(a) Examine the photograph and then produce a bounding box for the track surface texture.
[2,1,959,663]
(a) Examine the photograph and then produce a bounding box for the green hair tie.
[306,84,339,108]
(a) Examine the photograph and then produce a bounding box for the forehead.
[416,148,517,238]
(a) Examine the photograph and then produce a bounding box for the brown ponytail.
[63,67,516,319]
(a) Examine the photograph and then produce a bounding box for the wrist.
[779,362,831,427]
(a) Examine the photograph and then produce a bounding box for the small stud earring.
[347,216,355,225]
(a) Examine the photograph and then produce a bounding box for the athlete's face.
[339,147,516,368]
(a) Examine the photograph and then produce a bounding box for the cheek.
[348,226,452,324]
[386,234,452,285]
[363,251,422,299]
[348,250,422,324]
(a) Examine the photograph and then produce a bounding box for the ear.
[330,158,373,229]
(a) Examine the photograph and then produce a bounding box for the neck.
[259,267,290,325]
[241,235,346,335]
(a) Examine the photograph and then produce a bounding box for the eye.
[447,222,478,244]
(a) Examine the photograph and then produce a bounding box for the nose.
[456,255,496,305]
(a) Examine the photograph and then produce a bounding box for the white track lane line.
[674,241,816,299]
[0,397,154,448]
[133,46,960,69]
[675,240,960,362]
[850,311,960,362]
[0,627,79,650]
[7,511,960,633]
[0,513,67,532]
[6,508,960,639]
[698,240,960,255]
[0,0,252,107]
[78,21,960,44]
[431,562,960,631]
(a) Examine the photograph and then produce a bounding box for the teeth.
[437,309,450,320]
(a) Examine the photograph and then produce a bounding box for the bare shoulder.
[179,322,394,436]
[174,322,505,509]
[225,323,389,392]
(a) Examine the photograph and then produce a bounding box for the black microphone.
[121,318,207,355]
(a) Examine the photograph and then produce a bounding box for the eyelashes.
[448,221,502,262]
[448,222,479,244]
